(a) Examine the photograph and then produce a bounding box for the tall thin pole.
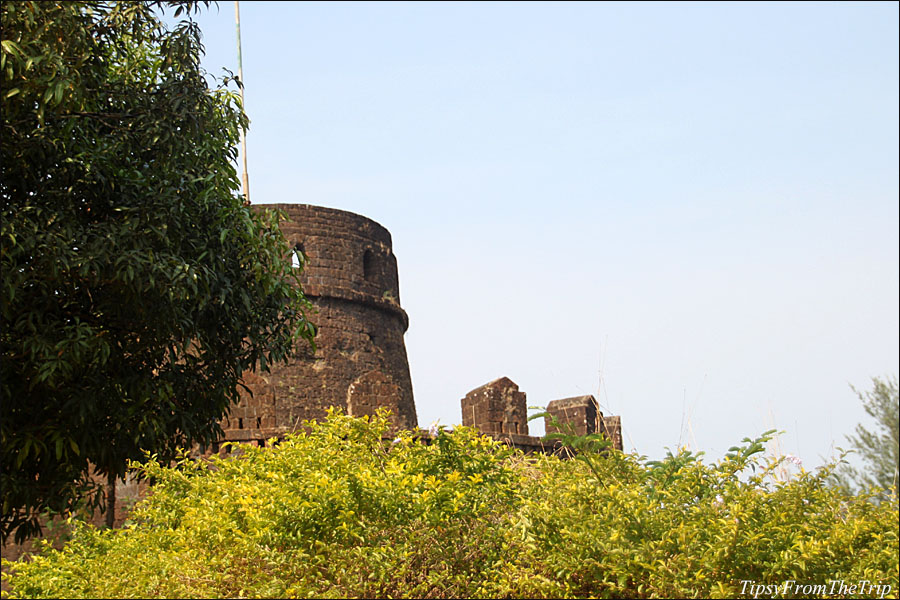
[235,1,250,204]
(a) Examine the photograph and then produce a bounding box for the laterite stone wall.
[461,380,624,452]
[461,377,529,436]
[221,204,417,443]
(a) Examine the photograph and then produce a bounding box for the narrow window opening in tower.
[291,242,305,269]
[363,249,375,281]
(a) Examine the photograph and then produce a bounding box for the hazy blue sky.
[183,1,898,466]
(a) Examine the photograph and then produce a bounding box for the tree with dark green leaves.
[1,1,315,543]
[835,376,899,502]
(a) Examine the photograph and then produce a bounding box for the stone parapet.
[461,377,529,436]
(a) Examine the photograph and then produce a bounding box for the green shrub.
[3,411,897,598]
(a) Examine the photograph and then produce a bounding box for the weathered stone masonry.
[220,204,623,452]
[221,204,418,444]
[2,204,624,564]
[461,378,624,452]
[461,377,529,436]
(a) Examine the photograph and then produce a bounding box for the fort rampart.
[2,205,622,564]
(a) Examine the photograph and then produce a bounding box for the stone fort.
[222,204,622,451]
[1,203,623,564]
[0,203,622,565]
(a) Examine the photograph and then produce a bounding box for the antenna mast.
[235,1,250,203]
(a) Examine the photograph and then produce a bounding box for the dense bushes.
[3,411,897,598]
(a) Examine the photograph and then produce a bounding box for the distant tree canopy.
[835,375,899,502]
[1,1,315,543]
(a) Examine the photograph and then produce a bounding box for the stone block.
[460,377,528,436]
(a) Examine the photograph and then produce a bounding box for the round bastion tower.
[221,204,417,442]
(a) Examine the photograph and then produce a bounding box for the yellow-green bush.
[3,411,897,599]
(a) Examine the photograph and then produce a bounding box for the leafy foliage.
[834,376,899,503]
[1,1,315,543]
[528,407,614,483]
[3,412,897,599]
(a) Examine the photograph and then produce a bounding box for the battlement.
[461,377,529,436]
[461,379,624,451]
